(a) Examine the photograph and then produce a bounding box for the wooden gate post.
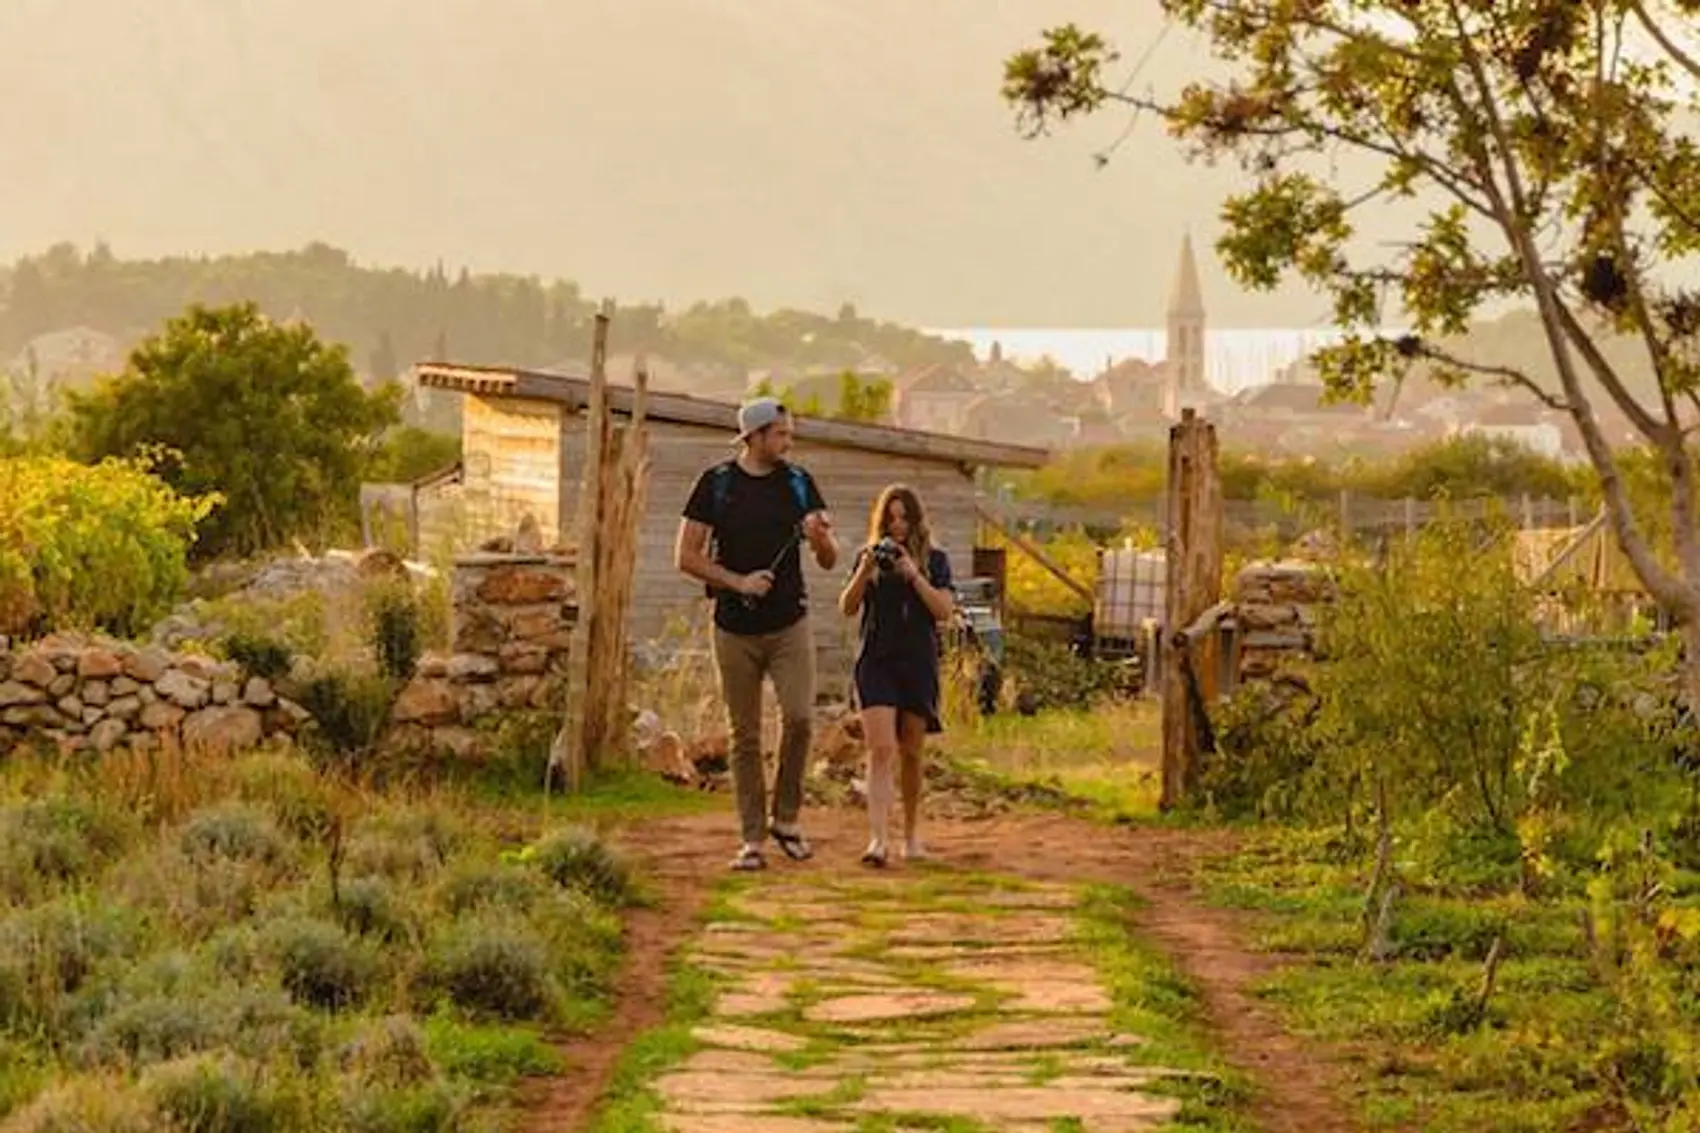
[1161,408,1224,810]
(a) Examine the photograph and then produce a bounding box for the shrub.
[341,1016,437,1090]
[0,899,140,1036]
[524,826,632,906]
[263,917,378,1012]
[0,795,135,902]
[295,670,396,767]
[0,1076,168,1133]
[0,453,217,638]
[435,863,547,917]
[425,915,554,1021]
[220,632,293,683]
[335,876,413,944]
[143,1054,310,1133]
[1001,634,1137,712]
[365,580,423,682]
[178,804,289,867]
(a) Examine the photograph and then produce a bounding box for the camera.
[872,537,902,572]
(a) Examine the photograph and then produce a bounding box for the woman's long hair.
[867,483,932,566]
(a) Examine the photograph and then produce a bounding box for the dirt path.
[526,806,1362,1133]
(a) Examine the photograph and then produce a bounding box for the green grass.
[1197,826,1700,1133]
[1073,884,1259,1132]
[934,700,1167,821]
[0,741,661,1132]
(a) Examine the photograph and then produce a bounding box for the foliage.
[0,742,636,1129]
[0,453,217,638]
[750,370,895,423]
[1001,434,1592,515]
[0,242,974,386]
[1003,0,1700,686]
[1001,635,1141,712]
[364,581,424,683]
[983,526,1106,617]
[63,302,400,560]
[365,427,461,486]
[221,632,294,684]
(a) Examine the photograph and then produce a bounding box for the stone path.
[650,873,1189,1133]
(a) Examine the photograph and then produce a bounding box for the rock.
[81,680,110,707]
[109,676,140,697]
[0,680,46,707]
[452,610,504,654]
[155,670,211,710]
[122,648,171,683]
[646,730,695,784]
[76,649,123,679]
[477,565,567,605]
[512,514,544,554]
[392,680,459,726]
[496,676,544,709]
[417,653,450,679]
[13,653,56,688]
[497,643,549,675]
[501,605,566,643]
[430,726,486,760]
[447,653,500,682]
[48,674,76,698]
[175,655,220,682]
[460,682,499,722]
[105,695,143,721]
[56,695,84,719]
[88,718,128,753]
[3,705,64,728]
[128,732,158,754]
[139,701,186,731]
[242,677,277,708]
[181,706,264,756]
[211,681,238,705]
[356,548,407,580]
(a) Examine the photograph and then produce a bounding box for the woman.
[839,484,955,867]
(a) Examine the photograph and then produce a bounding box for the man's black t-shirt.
[682,459,828,636]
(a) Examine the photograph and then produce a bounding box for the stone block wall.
[387,552,578,758]
[1231,562,1336,683]
[0,634,306,757]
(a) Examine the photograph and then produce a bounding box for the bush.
[0,795,135,903]
[0,1077,168,1133]
[365,580,423,682]
[295,669,396,767]
[425,916,553,1021]
[143,1054,310,1133]
[524,826,632,906]
[221,632,293,683]
[1002,634,1138,712]
[263,917,379,1012]
[0,454,216,638]
[178,804,289,868]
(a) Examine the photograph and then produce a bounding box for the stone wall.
[1231,562,1336,683]
[386,552,578,758]
[0,634,306,757]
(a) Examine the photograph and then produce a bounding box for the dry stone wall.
[0,633,306,757]
[386,552,577,759]
[1231,561,1335,683]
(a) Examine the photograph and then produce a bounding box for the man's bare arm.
[676,518,757,593]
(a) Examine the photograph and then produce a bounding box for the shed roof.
[412,362,1050,469]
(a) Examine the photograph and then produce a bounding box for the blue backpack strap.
[785,465,811,516]
[709,461,735,525]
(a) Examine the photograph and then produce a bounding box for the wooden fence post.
[1161,408,1224,811]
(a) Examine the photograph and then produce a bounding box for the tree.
[65,302,400,559]
[369,330,400,382]
[836,372,894,423]
[1004,0,1700,697]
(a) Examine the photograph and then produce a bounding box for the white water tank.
[1096,546,1166,638]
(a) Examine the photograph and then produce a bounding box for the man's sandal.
[860,843,889,869]
[730,845,767,871]
[770,826,813,861]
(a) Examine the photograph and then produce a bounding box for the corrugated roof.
[412,362,1050,469]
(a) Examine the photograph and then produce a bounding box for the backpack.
[707,460,812,523]
[702,460,813,598]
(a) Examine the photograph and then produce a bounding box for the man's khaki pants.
[713,616,815,846]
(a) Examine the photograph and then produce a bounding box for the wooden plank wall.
[459,396,564,545]
[558,416,980,701]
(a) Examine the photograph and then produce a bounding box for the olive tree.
[1003,0,1700,694]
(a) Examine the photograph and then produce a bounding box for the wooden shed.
[405,362,1049,697]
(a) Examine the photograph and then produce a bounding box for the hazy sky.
[1,1,1370,329]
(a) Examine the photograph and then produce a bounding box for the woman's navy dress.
[851,546,953,733]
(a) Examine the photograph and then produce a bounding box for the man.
[675,397,839,871]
